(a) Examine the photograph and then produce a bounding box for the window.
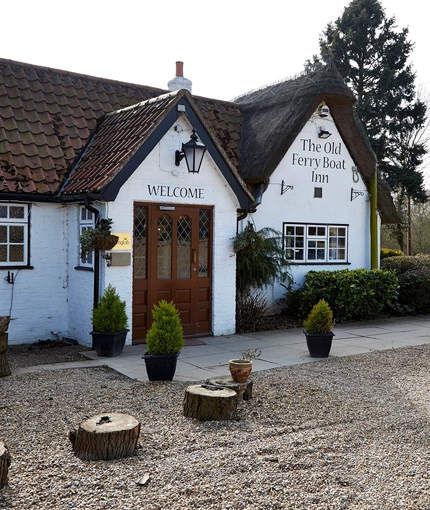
[79,207,95,266]
[284,223,347,263]
[0,204,28,266]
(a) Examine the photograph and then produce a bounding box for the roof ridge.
[0,57,166,93]
[106,89,184,117]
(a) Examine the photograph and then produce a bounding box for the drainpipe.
[83,198,100,308]
[370,170,378,269]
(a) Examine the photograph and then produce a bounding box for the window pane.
[9,245,24,262]
[317,227,326,236]
[296,226,304,235]
[308,226,316,236]
[0,245,6,262]
[177,215,191,279]
[0,226,6,243]
[134,206,147,279]
[10,206,24,219]
[0,206,7,218]
[10,226,24,243]
[157,214,172,279]
[199,209,210,277]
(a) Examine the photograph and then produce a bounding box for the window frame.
[78,207,95,268]
[0,203,29,267]
[283,222,348,264]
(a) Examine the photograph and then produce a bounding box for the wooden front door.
[132,203,212,343]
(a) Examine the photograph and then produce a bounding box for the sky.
[2,0,429,101]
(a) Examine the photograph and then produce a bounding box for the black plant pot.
[142,352,180,381]
[91,330,129,357]
[303,331,334,358]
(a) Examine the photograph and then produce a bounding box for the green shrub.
[287,268,399,322]
[303,299,333,333]
[381,255,430,315]
[146,300,184,354]
[233,222,292,294]
[236,289,270,333]
[91,284,128,333]
[380,247,403,259]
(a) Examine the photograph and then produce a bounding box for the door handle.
[192,249,197,264]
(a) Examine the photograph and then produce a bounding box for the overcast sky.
[2,0,429,101]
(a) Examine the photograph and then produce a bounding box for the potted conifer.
[303,299,334,358]
[91,284,129,357]
[142,300,184,381]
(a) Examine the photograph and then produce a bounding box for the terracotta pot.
[229,359,252,382]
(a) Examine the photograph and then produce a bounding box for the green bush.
[381,255,430,315]
[380,247,403,259]
[287,268,399,322]
[91,284,128,333]
[233,222,292,294]
[303,299,333,334]
[146,300,184,355]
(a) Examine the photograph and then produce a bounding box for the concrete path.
[12,316,430,382]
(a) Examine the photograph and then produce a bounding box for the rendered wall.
[243,105,373,308]
[1,203,69,345]
[96,116,240,344]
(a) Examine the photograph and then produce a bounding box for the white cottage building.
[0,59,398,346]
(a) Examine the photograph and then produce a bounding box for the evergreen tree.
[317,0,427,203]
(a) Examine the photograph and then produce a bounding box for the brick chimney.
[168,61,192,93]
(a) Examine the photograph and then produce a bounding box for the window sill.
[0,265,34,270]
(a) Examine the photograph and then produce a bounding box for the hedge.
[287,268,399,322]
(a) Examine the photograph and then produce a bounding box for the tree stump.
[208,376,253,400]
[69,413,140,461]
[0,442,11,489]
[0,316,11,378]
[183,384,238,421]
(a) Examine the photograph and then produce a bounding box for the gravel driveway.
[1,343,430,509]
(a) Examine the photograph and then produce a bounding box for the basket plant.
[303,299,334,358]
[80,218,119,254]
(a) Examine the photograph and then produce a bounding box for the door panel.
[132,203,212,343]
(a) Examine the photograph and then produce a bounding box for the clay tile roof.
[61,92,182,195]
[0,58,165,195]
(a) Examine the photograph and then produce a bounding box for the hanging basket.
[92,235,119,251]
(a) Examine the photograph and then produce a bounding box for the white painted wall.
[99,115,240,343]
[1,203,69,345]
[66,203,102,347]
[242,105,372,309]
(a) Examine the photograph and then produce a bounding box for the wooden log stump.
[0,442,11,489]
[69,413,140,461]
[208,376,253,400]
[0,316,11,378]
[183,384,238,421]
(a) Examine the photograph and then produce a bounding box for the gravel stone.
[1,344,430,508]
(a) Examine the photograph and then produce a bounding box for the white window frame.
[79,207,95,267]
[0,203,29,266]
[284,222,348,263]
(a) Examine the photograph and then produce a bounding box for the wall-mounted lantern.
[318,127,332,139]
[175,129,206,174]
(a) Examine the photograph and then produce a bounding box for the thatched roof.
[235,63,399,223]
